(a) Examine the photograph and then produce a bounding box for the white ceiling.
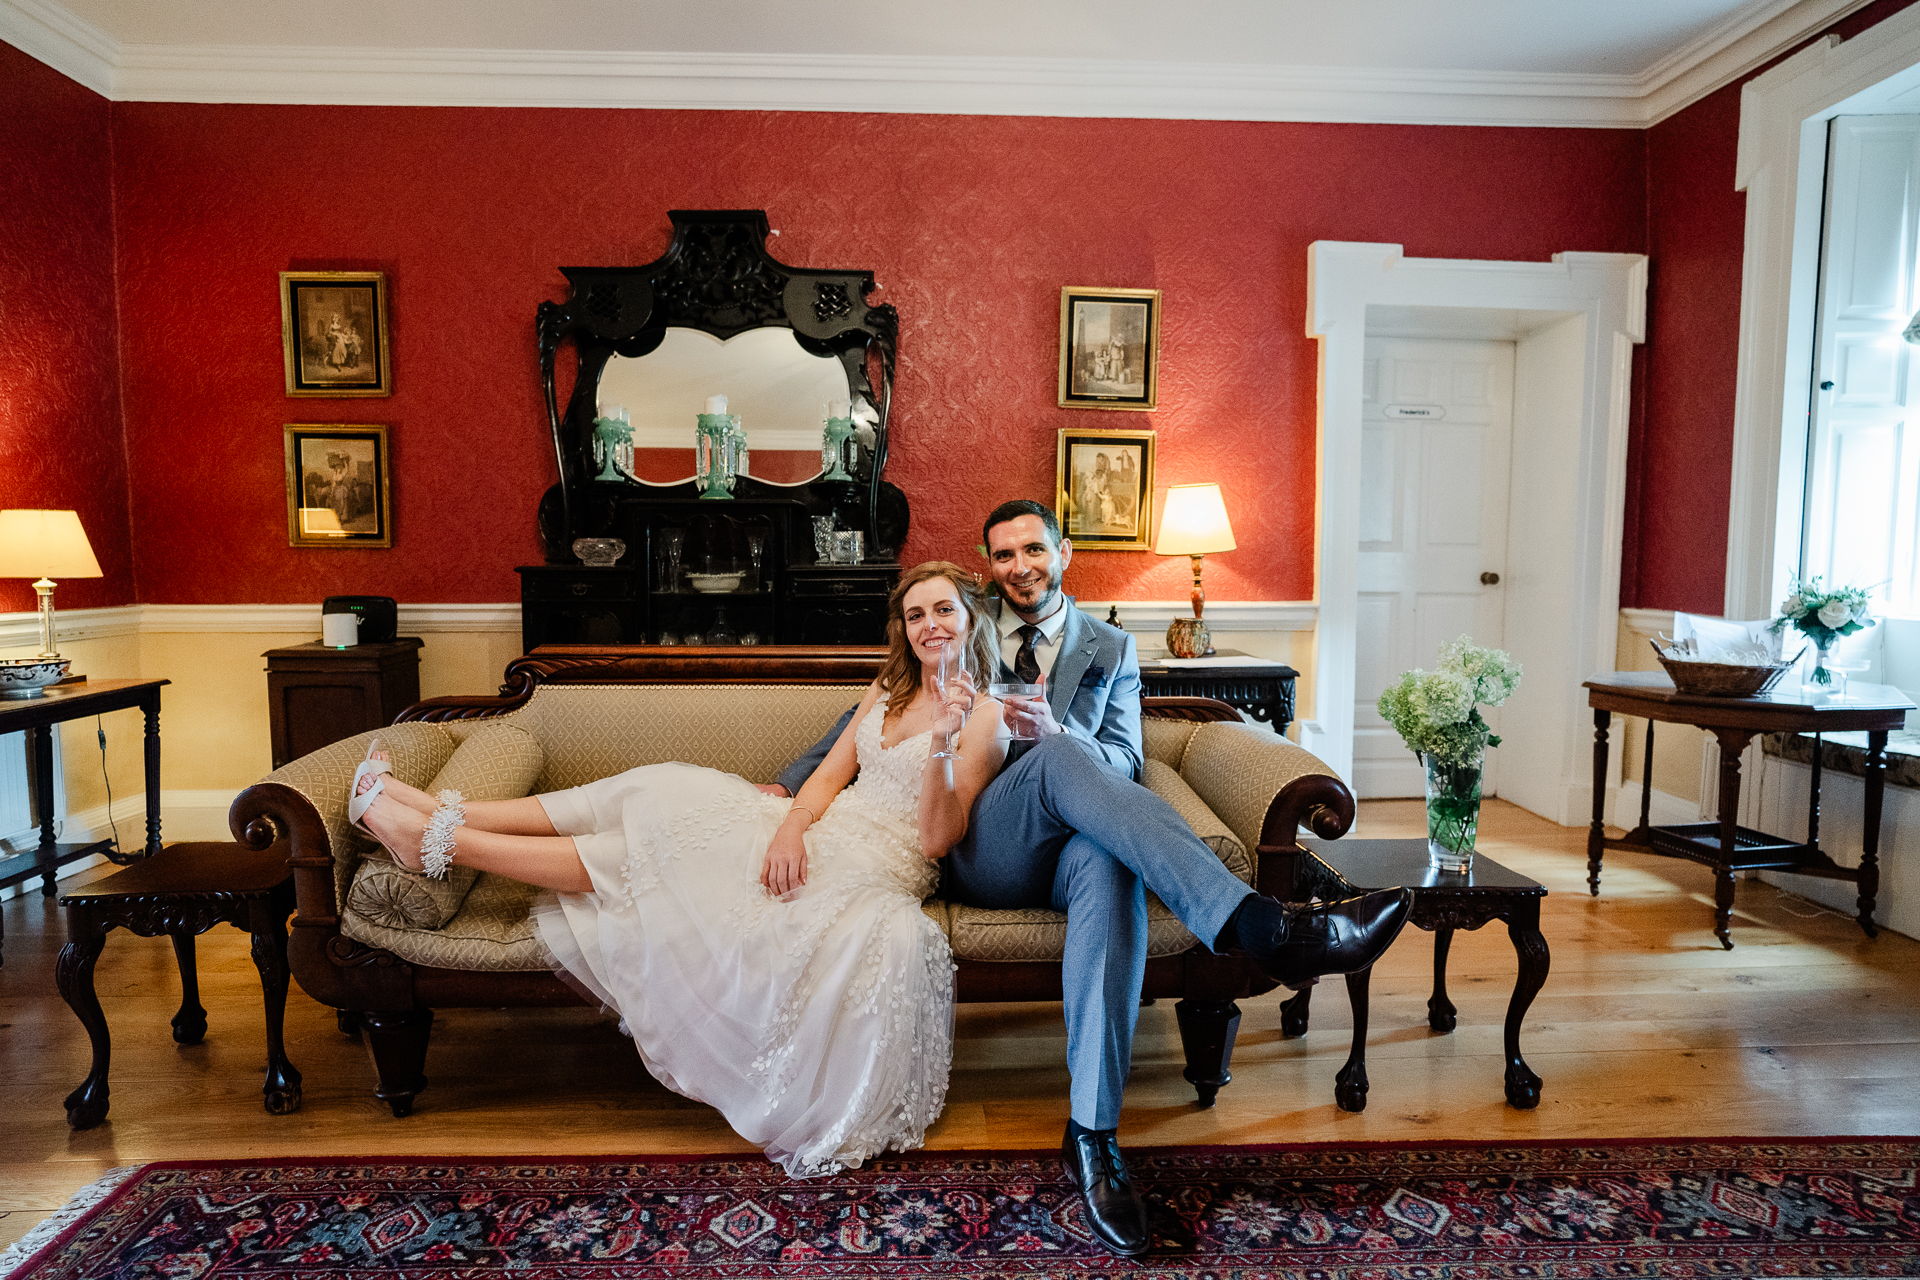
[0,0,1880,126]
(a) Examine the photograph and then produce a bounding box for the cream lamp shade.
[1153,484,1235,658]
[1153,484,1237,557]
[0,509,103,660]
[0,509,104,579]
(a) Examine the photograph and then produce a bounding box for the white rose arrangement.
[1768,574,1875,683]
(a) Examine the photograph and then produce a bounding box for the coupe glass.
[988,682,1044,740]
[930,641,967,760]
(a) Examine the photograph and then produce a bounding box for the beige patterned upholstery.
[258,723,459,913]
[948,899,1198,961]
[344,722,548,931]
[488,684,866,793]
[1141,718,1198,768]
[342,871,548,971]
[1142,760,1250,883]
[1180,722,1334,854]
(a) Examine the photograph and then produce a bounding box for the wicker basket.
[1654,653,1794,697]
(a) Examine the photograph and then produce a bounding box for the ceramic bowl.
[687,572,746,594]
[0,657,72,699]
[572,537,626,568]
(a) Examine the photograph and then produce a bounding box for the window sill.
[1762,730,1920,790]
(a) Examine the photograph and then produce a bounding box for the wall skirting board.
[0,600,1315,649]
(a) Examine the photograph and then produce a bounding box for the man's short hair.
[982,500,1061,547]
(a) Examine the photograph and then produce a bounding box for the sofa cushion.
[947,899,1198,962]
[1142,718,1199,768]
[341,870,549,971]
[1141,759,1251,883]
[345,722,546,930]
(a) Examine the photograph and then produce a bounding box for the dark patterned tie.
[1014,624,1042,684]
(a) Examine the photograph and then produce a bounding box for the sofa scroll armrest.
[231,780,340,931]
[1174,722,1356,902]
[1253,773,1355,901]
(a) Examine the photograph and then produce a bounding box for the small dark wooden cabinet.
[264,639,423,770]
[1138,650,1299,736]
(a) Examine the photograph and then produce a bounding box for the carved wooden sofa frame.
[230,646,1355,1117]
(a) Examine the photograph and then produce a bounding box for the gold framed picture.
[1058,286,1160,411]
[280,271,391,397]
[284,424,392,548]
[1055,427,1155,550]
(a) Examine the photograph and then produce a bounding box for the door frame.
[1305,243,1647,825]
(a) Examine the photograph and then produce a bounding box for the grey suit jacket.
[774,597,1145,795]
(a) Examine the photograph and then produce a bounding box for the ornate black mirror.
[535,210,898,561]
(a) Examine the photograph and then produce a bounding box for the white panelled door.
[1353,337,1514,798]
[1806,116,1920,623]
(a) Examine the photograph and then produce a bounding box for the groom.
[768,500,1410,1256]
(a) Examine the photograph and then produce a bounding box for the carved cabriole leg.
[1711,728,1754,950]
[1504,908,1550,1109]
[1174,998,1241,1108]
[1279,987,1312,1038]
[1858,729,1887,937]
[57,925,111,1130]
[360,1007,433,1117]
[169,933,207,1044]
[1334,968,1371,1113]
[249,906,303,1115]
[1427,927,1457,1033]
[1587,709,1611,895]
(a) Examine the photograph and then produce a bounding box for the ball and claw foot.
[1279,989,1311,1038]
[1427,995,1457,1034]
[265,1083,304,1115]
[1334,1060,1369,1113]
[64,1080,109,1130]
[1505,1062,1542,1109]
[171,1009,208,1044]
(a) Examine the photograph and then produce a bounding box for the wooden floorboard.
[2,798,1916,1249]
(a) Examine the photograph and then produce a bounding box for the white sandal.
[347,739,391,837]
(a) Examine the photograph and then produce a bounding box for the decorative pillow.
[345,721,546,931]
[1141,758,1251,883]
[1141,718,1199,768]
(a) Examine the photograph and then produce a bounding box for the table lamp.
[0,509,104,659]
[1154,483,1235,658]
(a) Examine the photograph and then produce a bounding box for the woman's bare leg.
[357,751,559,835]
[360,792,590,893]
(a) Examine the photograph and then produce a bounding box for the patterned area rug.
[7,1139,1918,1278]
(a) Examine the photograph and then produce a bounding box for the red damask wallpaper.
[0,42,131,613]
[98,104,1645,606]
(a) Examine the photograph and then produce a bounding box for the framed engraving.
[280,271,391,397]
[1055,427,1155,550]
[284,424,392,548]
[1058,286,1160,411]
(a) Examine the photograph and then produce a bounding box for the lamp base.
[1166,616,1211,659]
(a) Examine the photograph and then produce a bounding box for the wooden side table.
[264,639,423,770]
[1137,650,1299,735]
[0,678,169,967]
[57,841,301,1129]
[1285,838,1550,1112]
[1583,671,1915,948]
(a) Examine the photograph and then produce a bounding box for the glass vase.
[1424,749,1483,873]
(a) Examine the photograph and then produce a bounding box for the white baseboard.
[1613,779,1701,829]
[0,788,243,901]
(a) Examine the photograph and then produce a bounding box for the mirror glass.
[597,327,850,486]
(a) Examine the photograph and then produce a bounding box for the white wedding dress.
[531,700,954,1177]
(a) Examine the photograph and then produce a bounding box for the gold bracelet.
[789,804,817,826]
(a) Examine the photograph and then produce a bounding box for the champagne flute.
[931,640,966,760]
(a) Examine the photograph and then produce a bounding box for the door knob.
[1480,571,1501,585]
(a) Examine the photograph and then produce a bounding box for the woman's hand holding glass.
[930,641,973,760]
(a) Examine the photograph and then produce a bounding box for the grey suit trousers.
[944,734,1254,1129]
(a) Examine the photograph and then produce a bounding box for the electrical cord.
[96,714,121,854]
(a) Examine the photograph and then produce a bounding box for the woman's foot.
[353,750,440,816]
[360,792,432,872]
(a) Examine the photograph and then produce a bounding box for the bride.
[350,561,1006,1176]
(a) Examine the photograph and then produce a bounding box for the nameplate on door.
[1384,404,1446,420]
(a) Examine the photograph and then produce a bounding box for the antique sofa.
[230,646,1355,1117]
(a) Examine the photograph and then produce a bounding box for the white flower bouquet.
[1376,636,1523,767]
[1767,575,1875,683]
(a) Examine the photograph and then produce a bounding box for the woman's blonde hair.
[878,562,999,718]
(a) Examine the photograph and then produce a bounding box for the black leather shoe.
[1229,888,1414,988]
[1061,1119,1149,1256]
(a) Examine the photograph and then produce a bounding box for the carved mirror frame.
[535,209,897,561]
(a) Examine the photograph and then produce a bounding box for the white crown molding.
[0,0,1880,128]
[0,0,112,95]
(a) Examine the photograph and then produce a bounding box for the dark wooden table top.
[1584,670,1913,731]
[1300,837,1544,894]
[0,678,169,727]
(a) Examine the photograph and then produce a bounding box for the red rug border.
[109,1131,1920,1175]
[18,1134,1917,1280]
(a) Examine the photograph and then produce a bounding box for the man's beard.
[1002,567,1063,614]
